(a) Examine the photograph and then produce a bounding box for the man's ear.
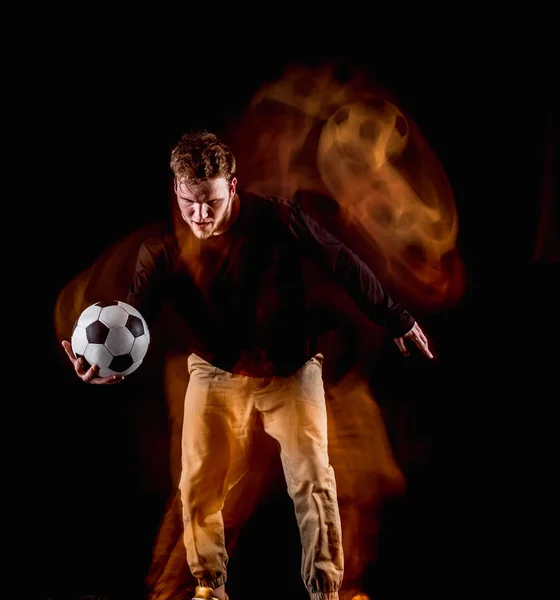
[230,177,237,197]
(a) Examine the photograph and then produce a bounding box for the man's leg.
[179,354,255,597]
[257,354,344,600]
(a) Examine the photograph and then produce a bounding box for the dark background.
[22,15,556,600]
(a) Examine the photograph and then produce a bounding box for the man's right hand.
[61,340,125,385]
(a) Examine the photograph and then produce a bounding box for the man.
[62,130,433,600]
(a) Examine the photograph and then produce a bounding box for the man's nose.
[194,204,209,220]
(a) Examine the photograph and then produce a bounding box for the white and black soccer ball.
[71,300,150,377]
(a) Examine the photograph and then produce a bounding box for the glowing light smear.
[54,62,465,599]
[226,62,465,311]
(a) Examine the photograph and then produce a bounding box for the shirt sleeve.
[125,238,168,327]
[285,200,416,337]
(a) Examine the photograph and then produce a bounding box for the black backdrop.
[22,17,556,600]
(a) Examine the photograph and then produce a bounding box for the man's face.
[175,176,237,239]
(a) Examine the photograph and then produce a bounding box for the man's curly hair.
[170,130,236,185]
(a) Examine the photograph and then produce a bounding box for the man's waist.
[192,343,316,378]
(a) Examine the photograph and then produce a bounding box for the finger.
[414,328,432,358]
[75,356,89,377]
[393,338,410,356]
[413,332,429,349]
[406,323,426,343]
[415,338,434,359]
[82,363,124,385]
[61,340,77,362]
[90,374,125,385]
[82,363,100,383]
[414,327,427,345]
[406,325,432,358]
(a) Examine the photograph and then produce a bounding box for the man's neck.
[214,192,240,236]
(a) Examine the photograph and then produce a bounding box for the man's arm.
[284,200,433,358]
[61,237,171,384]
[125,237,168,326]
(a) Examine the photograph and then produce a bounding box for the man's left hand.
[394,322,433,359]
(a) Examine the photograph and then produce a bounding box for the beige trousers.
[179,353,344,600]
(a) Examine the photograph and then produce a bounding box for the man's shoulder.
[238,189,298,222]
[239,188,292,205]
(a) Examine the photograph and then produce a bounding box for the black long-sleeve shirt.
[125,190,415,377]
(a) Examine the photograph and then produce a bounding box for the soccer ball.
[71,300,150,377]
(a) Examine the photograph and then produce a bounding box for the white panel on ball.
[77,305,102,327]
[84,344,113,371]
[99,305,129,329]
[119,301,141,318]
[130,335,149,362]
[105,327,134,355]
[71,327,89,356]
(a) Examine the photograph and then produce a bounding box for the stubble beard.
[191,209,225,239]
[191,223,215,240]
[191,195,235,240]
